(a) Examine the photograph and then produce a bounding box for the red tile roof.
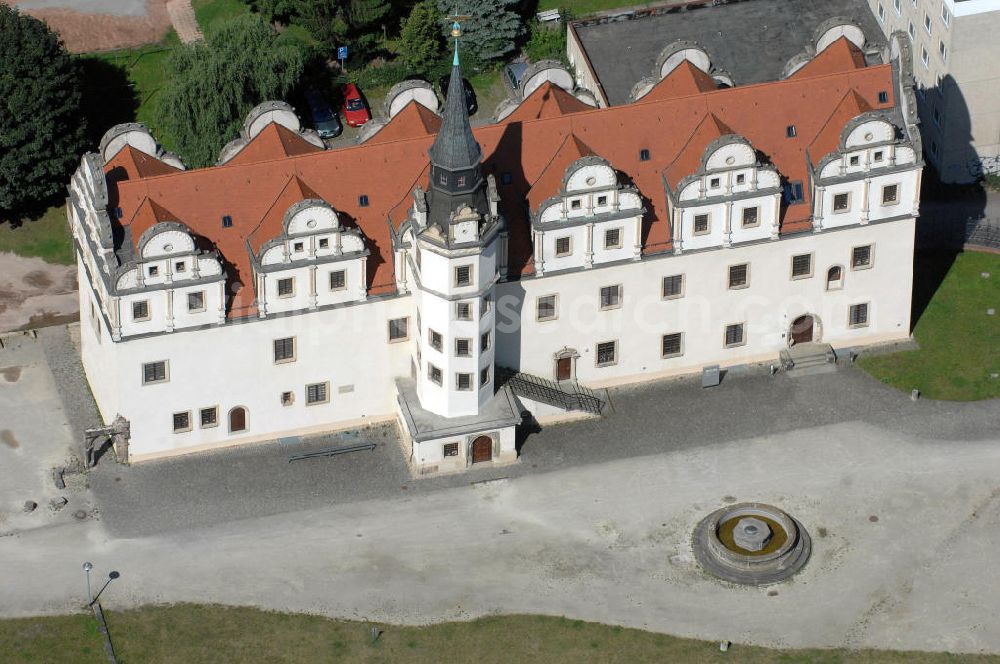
[789,37,868,81]
[103,56,896,319]
[526,133,596,213]
[225,123,324,167]
[104,144,180,184]
[639,60,718,103]
[663,113,734,189]
[366,100,442,144]
[502,82,592,123]
[809,89,873,165]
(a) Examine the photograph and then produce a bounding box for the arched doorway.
[553,347,579,382]
[789,315,815,346]
[229,406,247,433]
[471,435,493,464]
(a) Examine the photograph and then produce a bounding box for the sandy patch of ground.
[0,252,79,333]
[2,0,171,52]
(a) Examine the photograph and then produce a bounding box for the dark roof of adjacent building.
[571,0,886,105]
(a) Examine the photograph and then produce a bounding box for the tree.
[396,0,442,76]
[156,14,305,168]
[347,0,391,55]
[0,6,87,221]
[436,0,524,63]
[524,18,567,64]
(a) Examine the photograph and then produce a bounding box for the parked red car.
[341,83,371,127]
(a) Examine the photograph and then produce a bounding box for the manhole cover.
[73,510,88,520]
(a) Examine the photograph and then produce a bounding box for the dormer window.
[786,125,797,138]
[222,215,233,228]
[359,194,369,207]
[878,90,889,104]
[639,148,650,161]
[783,181,804,205]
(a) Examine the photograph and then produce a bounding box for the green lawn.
[192,0,249,31]
[1,605,994,664]
[859,251,999,401]
[537,0,655,15]
[0,205,74,265]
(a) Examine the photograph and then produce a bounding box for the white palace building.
[68,28,923,470]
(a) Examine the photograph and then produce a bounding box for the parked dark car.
[439,75,478,115]
[304,88,342,139]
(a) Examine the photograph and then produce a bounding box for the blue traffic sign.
[337,46,348,60]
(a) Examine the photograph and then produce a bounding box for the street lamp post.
[82,562,93,604]
[89,571,120,607]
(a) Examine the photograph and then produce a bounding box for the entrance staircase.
[779,342,837,373]
[496,367,608,415]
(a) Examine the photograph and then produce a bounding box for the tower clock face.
[453,219,477,242]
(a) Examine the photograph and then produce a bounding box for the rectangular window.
[849,155,860,167]
[791,254,813,279]
[277,277,294,297]
[175,261,186,273]
[893,0,900,15]
[456,373,472,391]
[329,270,346,291]
[148,265,159,277]
[604,228,622,249]
[741,207,759,228]
[938,40,947,60]
[724,323,746,348]
[454,264,472,287]
[457,175,466,187]
[833,192,850,212]
[921,46,929,67]
[786,125,797,138]
[318,238,329,249]
[480,294,492,316]
[187,291,205,312]
[924,13,932,34]
[852,245,873,270]
[599,284,622,310]
[908,21,915,40]
[480,331,491,352]
[662,274,684,299]
[555,236,571,256]
[596,340,617,367]
[480,366,490,387]
[570,199,582,210]
[709,177,721,189]
[693,213,710,235]
[882,184,899,205]
[358,195,369,207]
[222,215,233,228]
[444,442,459,457]
[306,382,329,405]
[536,294,557,321]
[661,333,683,358]
[456,301,472,321]
[728,263,749,289]
[849,303,870,328]
[173,411,191,433]
[455,338,471,357]
[142,361,167,385]
[273,337,295,363]
[873,150,884,163]
[429,329,443,352]
[293,242,304,252]
[783,181,804,205]
[200,406,218,428]
[132,300,150,321]
[597,195,608,206]
[736,173,746,185]
[388,317,409,342]
[639,148,650,161]
[941,5,950,26]
[428,364,443,385]
[281,391,295,406]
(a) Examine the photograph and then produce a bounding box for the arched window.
[229,406,247,433]
[826,265,844,291]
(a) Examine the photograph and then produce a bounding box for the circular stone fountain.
[692,503,811,585]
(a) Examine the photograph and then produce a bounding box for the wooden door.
[229,407,247,432]
[471,436,492,463]
[556,357,572,381]
[790,316,814,345]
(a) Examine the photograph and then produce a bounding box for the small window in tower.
[455,264,472,287]
[439,172,448,186]
[456,301,472,320]
[222,215,233,228]
[457,175,466,187]
[639,148,650,161]
[455,338,471,357]
[786,125,797,138]
[358,194,369,207]
[456,373,473,391]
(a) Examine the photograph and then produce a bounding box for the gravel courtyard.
[1,328,999,654]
